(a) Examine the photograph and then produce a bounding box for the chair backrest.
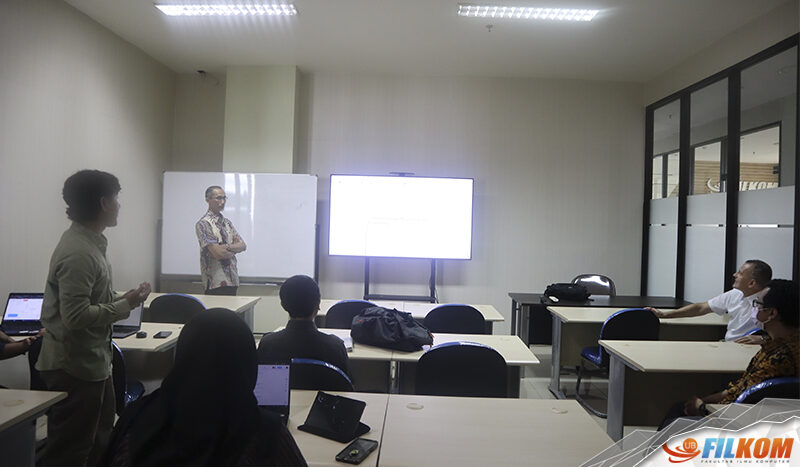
[416,341,507,398]
[289,358,354,391]
[572,274,616,296]
[27,338,46,390]
[146,293,206,324]
[735,377,800,404]
[597,308,660,367]
[423,304,486,334]
[325,300,376,329]
[111,342,128,415]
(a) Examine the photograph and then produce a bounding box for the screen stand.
[363,258,436,303]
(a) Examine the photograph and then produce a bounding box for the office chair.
[415,341,507,398]
[575,308,659,417]
[325,300,376,329]
[572,274,617,296]
[735,377,800,403]
[111,342,145,416]
[423,304,487,334]
[146,293,205,324]
[290,358,354,391]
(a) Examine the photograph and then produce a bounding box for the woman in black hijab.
[102,308,306,466]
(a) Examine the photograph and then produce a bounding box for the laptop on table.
[112,304,143,339]
[1,293,44,336]
[254,364,291,425]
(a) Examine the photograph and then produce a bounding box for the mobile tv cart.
[363,257,437,303]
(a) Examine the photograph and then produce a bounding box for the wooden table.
[547,307,729,398]
[114,322,184,352]
[144,292,261,329]
[378,395,612,466]
[508,292,691,344]
[600,340,758,441]
[289,391,389,467]
[269,328,538,397]
[0,389,66,467]
[319,300,504,333]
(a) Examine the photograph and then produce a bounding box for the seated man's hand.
[646,307,665,318]
[734,334,765,345]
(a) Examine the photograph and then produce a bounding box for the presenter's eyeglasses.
[213,196,227,201]
[752,300,768,311]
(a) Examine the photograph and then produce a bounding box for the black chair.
[325,300,376,329]
[572,274,616,296]
[575,308,659,417]
[289,358,354,391]
[146,293,205,324]
[111,342,144,416]
[735,377,800,403]
[423,304,487,334]
[27,337,47,390]
[415,341,507,398]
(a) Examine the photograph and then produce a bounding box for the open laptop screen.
[114,304,143,328]
[254,364,290,423]
[3,293,44,323]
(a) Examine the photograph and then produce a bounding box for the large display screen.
[329,175,473,259]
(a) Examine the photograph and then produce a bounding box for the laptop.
[112,304,143,339]
[1,293,44,336]
[254,364,291,425]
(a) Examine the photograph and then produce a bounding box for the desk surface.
[276,328,395,362]
[509,293,690,309]
[114,322,183,352]
[378,395,611,467]
[319,299,504,322]
[392,333,539,366]
[144,293,260,314]
[289,390,388,467]
[0,389,66,433]
[600,340,758,373]
[549,306,729,326]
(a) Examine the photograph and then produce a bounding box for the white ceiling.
[63,0,791,81]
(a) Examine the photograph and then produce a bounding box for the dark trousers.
[205,286,238,296]
[40,370,115,467]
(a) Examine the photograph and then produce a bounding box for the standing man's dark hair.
[205,185,223,199]
[37,169,151,467]
[745,259,772,287]
[62,170,121,222]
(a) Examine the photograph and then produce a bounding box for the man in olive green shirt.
[37,170,150,467]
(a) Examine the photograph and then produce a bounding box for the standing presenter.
[195,186,246,296]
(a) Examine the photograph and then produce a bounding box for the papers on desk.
[338,335,353,352]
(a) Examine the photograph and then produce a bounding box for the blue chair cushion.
[581,346,603,366]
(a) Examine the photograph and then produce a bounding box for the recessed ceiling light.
[457,4,599,21]
[154,3,297,16]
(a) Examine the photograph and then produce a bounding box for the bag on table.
[543,283,590,302]
[350,307,433,352]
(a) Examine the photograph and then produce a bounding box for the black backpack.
[350,307,434,352]
[543,283,590,302]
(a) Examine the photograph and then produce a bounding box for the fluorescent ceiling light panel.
[155,3,297,16]
[457,5,598,21]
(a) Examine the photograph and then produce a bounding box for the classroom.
[0,1,798,466]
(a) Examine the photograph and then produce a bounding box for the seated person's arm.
[648,302,711,319]
[734,333,767,345]
[0,336,36,360]
[684,391,728,416]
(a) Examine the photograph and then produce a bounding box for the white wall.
[0,0,175,386]
[171,72,226,171]
[643,1,798,106]
[297,73,645,332]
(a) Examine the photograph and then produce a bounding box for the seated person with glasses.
[257,275,350,377]
[648,260,771,343]
[660,279,799,427]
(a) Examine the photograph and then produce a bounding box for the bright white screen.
[329,175,473,259]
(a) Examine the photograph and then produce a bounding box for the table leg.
[242,305,255,330]
[606,355,626,441]
[510,299,518,336]
[548,317,566,399]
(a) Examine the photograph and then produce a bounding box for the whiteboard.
[161,172,317,280]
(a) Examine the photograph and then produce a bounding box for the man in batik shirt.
[195,186,246,295]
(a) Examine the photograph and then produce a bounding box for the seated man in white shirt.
[647,259,771,343]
